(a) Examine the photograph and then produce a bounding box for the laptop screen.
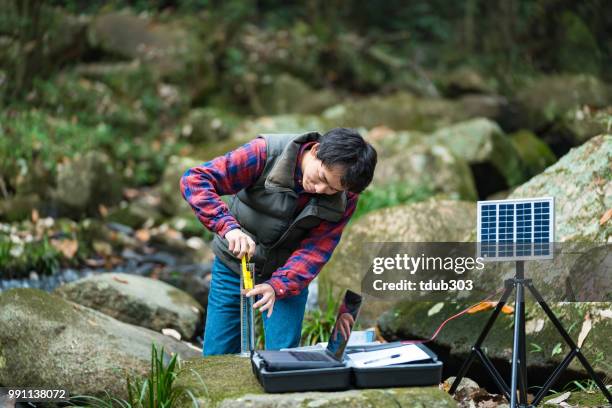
[326,290,362,360]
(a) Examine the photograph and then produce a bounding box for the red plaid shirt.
[180,137,358,299]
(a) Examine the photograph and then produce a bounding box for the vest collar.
[264,132,322,190]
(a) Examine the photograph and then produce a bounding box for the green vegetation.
[300,285,343,345]
[353,183,434,220]
[70,344,205,408]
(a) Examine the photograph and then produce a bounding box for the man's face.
[302,144,346,195]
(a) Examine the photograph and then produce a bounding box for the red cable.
[400,287,506,345]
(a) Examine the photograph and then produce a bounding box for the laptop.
[257,289,362,371]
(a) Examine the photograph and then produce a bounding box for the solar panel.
[477,197,554,261]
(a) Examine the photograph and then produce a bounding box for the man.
[180,128,377,355]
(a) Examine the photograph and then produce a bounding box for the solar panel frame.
[477,197,554,261]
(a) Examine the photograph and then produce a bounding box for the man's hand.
[334,312,354,341]
[246,283,276,318]
[224,228,255,259]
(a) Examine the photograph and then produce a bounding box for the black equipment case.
[251,343,443,393]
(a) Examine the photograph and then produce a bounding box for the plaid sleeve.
[265,192,359,299]
[179,138,267,237]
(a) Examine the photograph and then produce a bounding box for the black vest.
[211,132,347,280]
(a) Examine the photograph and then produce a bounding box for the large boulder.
[322,92,461,132]
[233,113,332,141]
[179,107,241,144]
[320,200,476,324]
[373,143,478,201]
[174,355,457,407]
[427,118,527,196]
[515,75,612,149]
[377,135,612,382]
[510,130,557,178]
[51,151,123,218]
[509,134,611,242]
[54,273,203,340]
[258,73,341,115]
[0,289,200,399]
[159,156,202,217]
[378,302,612,381]
[87,11,203,81]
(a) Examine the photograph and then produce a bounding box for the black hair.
[316,127,377,194]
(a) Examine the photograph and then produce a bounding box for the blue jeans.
[203,257,308,355]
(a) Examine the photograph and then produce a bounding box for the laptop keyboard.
[289,351,332,362]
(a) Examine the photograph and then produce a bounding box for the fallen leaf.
[162,328,181,341]
[428,302,444,316]
[135,229,150,242]
[501,305,514,314]
[577,312,592,348]
[545,391,571,404]
[600,208,612,226]
[112,276,129,284]
[467,301,495,314]
[98,204,108,217]
[50,238,79,258]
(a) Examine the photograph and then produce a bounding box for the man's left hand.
[246,283,276,318]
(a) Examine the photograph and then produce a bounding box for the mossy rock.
[508,134,611,242]
[374,143,478,201]
[544,389,612,407]
[320,200,476,325]
[0,288,200,399]
[159,156,203,217]
[233,114,332,141]
[174,355,457,407]
[54,272,203,340]
[321,92,462,132]
[378,302,612,382]
[258,73,341,115]
[50,151,123,219]
[515,74,611,136]
[179,107,241,144]
[427,118,527,189]
[510,130,557,178]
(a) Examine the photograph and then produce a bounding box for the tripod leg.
[510,283,524,408]
[526,282,612,404]
[519,295,528,405]
[449,284,514,395]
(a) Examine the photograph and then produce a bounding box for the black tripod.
[449,261,612,407]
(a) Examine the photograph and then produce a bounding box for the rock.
[510,130,557,178]
[563,106,612,145]
[515,74,612,149]
[373,143,478,201]
[259,73,340,115]
[54,272,203,340]
[106,199,162,229]
[508,134,611,242]
[0,193,41,222]
[51,151,123,218]
[174,355,457,408]
[180,107,240,144]
[439,67,496,97]
[87,11,202,80]
[443,376,480,401]
[378,302,612,383]
[233,114,331,141]
[322,92,461,132]
[155,263,212,311]
[427,118,527,197]
[159,156,203,217]
[0,288,200,399]
[320,200,476,324]
[377,137,612,384]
